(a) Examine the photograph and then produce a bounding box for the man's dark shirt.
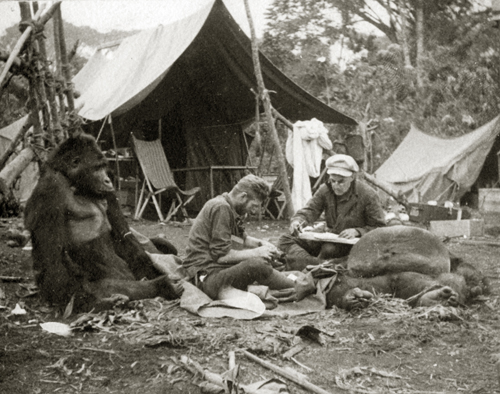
[291,180,386,236]
[183,193,245,279]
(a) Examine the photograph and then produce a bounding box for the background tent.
[73,0,357,210]
[374,116,500,205]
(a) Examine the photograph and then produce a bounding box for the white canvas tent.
[374,116,500,204]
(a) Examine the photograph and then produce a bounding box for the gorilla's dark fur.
[25,133,179,311]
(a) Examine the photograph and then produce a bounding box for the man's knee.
[241,258,274,277]
[319,243,338,258]
[278,234,296,253]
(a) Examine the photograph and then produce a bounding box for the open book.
[298,232,359,245]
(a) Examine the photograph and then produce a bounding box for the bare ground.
[1,215,499,394]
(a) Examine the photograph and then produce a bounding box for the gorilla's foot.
[417,286,459,307]
[95,294,130,311]
[153,275,184,299]
[341,287,373,310]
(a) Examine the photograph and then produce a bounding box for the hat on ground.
[326,154,359,177]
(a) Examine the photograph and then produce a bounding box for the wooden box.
[408,203,470,224]
[429,219,484,238]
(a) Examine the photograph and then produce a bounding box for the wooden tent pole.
[33,1,63,146]
[52,14,66,124]
[54,5,75,113]
[272,108,294,130]
[109,115,121,190]
[362,172,409,211]
[243,0,294,219]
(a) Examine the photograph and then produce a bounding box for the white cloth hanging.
[286,118,332,212]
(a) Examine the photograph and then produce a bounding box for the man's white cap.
[325,154,359,177]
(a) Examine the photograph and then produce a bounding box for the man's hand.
[290,220,303,236]
[254,244,278,262]
[338,228,360,239]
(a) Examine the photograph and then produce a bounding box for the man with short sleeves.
[278,154,386,271]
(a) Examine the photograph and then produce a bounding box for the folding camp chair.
[263,163,293,220]
[131,134,201,222]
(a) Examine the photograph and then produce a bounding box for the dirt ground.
[1,214,500,394]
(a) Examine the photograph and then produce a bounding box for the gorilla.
[24,133,180,312]
[321,226,490,310]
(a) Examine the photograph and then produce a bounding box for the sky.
[0,0,272,37]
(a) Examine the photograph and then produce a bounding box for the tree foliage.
[262,0,500,170]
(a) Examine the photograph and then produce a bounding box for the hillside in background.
[1,19,139,65]
[0,20,139,128]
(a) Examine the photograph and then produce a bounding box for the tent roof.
[73,0,357,126]
[374,116,500,202]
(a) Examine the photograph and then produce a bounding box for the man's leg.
[318,243,352,260]
[278,234,324,271]
[201,259,295,300]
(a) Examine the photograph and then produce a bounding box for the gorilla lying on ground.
[25,133,181,312]
[319,226,490,310]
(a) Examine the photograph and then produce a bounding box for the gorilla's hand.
[342,287,373,310]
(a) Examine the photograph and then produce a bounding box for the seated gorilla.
[324,226,489,310]
[24,133,180,311]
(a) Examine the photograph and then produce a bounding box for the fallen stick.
[0,275,25,282]
[452,239,500,248]
[228,351,236,370]
[242,350,345,394]
[180,355,224,387]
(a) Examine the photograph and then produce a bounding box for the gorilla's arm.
[24,169,83,304]
[105,192,160,280]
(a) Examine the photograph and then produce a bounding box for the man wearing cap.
[278,154,386,270]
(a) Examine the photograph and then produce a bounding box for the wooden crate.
[408,203,470,224]
[429,219,484,238]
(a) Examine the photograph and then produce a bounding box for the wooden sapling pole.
[0,2,60,93]
[362,172,409,211]
[54,5,75,113]
[0,116,33,170]
[33,1,62,146]
[243,0,294,219]
[0,8,43,93]
[272,108,294,130]
[0,148,36,197]
[52,15,67,124]
[28,2,53,147]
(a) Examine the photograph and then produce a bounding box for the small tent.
[374,116,500,205]
[72,0,357,209]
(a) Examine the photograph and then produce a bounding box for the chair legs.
[164,193,196,222]
[263,195,288,220]
[134,180,198,222]
[134,180,165,222]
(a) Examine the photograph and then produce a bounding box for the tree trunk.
[415,0,425,89]
[243,0,294,219]
[397,0,413,69]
